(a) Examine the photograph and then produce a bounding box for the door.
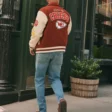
[26,4,46,89]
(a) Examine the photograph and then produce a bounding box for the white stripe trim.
[36,50,65,53]
[36,46,66,50]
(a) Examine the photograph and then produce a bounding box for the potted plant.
[70,56,102,98]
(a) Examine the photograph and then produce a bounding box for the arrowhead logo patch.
[56,21,67,29]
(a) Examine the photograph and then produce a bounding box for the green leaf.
[70,56,102,79]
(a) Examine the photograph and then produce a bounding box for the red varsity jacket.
[29,2,72,53]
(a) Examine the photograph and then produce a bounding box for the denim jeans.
[35,52,64,112]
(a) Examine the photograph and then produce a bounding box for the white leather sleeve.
[29,11,48,48]
[68,17,72,35]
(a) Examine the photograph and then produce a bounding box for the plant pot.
[70,77,99,98]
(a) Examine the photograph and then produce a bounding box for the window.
[103,39,107,44]
[14,0,21,30]
[93,0,112,59]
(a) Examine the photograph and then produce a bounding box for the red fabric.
[34,20,38,26]
[35,3,70,52]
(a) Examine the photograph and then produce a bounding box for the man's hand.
[29,47,35,56]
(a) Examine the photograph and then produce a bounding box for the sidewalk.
[2,85,112,112]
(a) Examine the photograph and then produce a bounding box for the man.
[29,0,72,112]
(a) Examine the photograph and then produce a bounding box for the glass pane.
[26,4,50,90]
[93,0,112,59]
[14,0,21,30]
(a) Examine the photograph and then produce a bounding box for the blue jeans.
[35,52,64,112]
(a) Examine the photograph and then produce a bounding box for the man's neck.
[48,2,58,4]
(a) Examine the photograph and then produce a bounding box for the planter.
[70,77,99,98]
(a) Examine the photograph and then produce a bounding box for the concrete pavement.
[2,85,112,112]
